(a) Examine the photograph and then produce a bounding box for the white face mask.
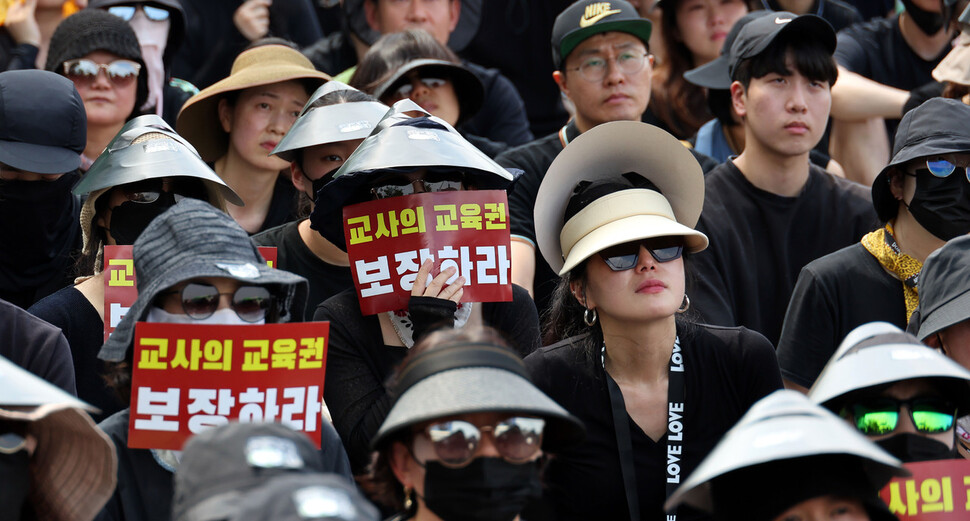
[146,306,265,325]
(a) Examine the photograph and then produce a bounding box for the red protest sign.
[880,459,970,519]
[128,321,328,450]
[102,246,279,342]
[104,245,137,342]
[343,190,512,315]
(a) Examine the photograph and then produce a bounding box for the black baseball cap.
[0,70,85,174]
[727,12,836,81]
[684,11,771,90]
[552,0,652,69]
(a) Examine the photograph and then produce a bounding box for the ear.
[364,0,381,33]
[553,70,569,99]
[568,278,590,309]
[290,162,309,193]
[730,80,747,119]
[388,441,416,489]
[447,0,461,33]
[888,169,906,201]
[925,332,944,351]
[217,98,233,134]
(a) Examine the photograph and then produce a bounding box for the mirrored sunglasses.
[847,397,956,436]
[598,237,685,271]
[0,432,28,455]
[420,417,545,468]
[118,178,208,204]
[920,157,970,182]
[370,172,464,199]
[391,77,448,99]
[161,282,273,323]
[63,59,141,86]
[107,4,170,21]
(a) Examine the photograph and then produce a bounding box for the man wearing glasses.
[500,0,717,318]
[688,13,876,348]
[778,97,970,393]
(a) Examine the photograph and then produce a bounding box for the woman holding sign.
[28,114,240,422]
[524,121,783,521]
[92,198,350,521]
[307,100,541,475]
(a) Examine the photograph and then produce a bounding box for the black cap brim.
[0,140,80,174]
[684,56,730,89]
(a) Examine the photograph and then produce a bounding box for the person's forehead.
[571,31,646,57]
[881,378,942,399]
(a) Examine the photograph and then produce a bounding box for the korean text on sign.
[343,190,513,315]
[880,459,970,520]
[129,321,328,450]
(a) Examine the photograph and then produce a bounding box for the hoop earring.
[584,307,598,326]
[677,295,690,314]
[404,486,414,510]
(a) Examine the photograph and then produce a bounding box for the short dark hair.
[707,88,737,129]
[350,29,459,95]
[733,33,838,90]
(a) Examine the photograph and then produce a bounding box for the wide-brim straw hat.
[808,321,970,413]
[271,81,389,163]
[534,121,708,276]
[665,390,907,520]
[0,356,116,521]
[176,44,330,162]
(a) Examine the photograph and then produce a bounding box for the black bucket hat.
[0,70,86,174]
[551,0,652,69]
[372,58,484,125]
[872,97,970,222]
[97,198,308,362]
[684,11,771,90]
[307,99,514,251]
[909,235,970,341]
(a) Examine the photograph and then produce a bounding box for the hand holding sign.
[412,258,464,304]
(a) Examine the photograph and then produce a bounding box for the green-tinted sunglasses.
[846,397,956,436]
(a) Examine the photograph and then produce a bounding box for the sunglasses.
[908,158,970,182]
[846,397,956,436]
[117,178,207,205]
[161,283,274,323]
[0,433,27,455]
[369,172,463,199]
[390,77,448,99]
[63,59,141,86]
[107,4,170,21]
[598,237,685,271]
[418,417,545,469]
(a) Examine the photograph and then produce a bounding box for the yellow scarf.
[860,223,922,320]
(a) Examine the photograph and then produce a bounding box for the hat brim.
[0,140,80,174]
[98,255,308,362]
[534,121,705,275]
[558,19,652,68]
[371,367,585,452]
[272,101,389,163]
[372,60,484,125]
[177,52,329,162]
[684,56,731,90]
[916,287,970,341]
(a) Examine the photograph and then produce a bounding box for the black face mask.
[875,432,957,462]
[906,170,970,241]
[108,191,178,245]
[421,458,541,521]
[0,449,31,521]
[901,0,947,35]
[0,172,80,291]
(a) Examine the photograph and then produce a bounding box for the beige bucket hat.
[534,121,708,276]
[176,44,330,162]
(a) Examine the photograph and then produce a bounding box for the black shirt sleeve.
[2,298,76,395]
[460,63,534,147]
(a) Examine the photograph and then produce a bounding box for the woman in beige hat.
[177,40,329,234]
[525,121,784,521]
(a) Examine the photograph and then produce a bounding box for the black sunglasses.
[160,282,274,323]
[598,237,684,271]
[369,172,464,199]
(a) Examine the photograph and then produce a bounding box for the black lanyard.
[603,337,686,521]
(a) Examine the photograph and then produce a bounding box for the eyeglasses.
[845,397,956,436]
[63,59,141,86]
[117,178,207,205]
[107,4,171,21]
[569,51,650,83]
[907,157,970,183]
[418,417,545,468]
[598,237,684,271]
[161,283,274,323]
[370,172,464,199]
[390,76,448,99]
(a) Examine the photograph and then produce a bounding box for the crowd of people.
[3,0,970,520]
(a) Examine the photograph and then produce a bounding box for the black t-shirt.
[303,31,359,77]
[499,121,720,318]
[252,220,355,322]
[776,242,905,389]
[313,285,540,474]
[0,297,76,395]
[28,286,124,421]
[258,176,301,235]
[691,161,878,346]
[524,325,783,521]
